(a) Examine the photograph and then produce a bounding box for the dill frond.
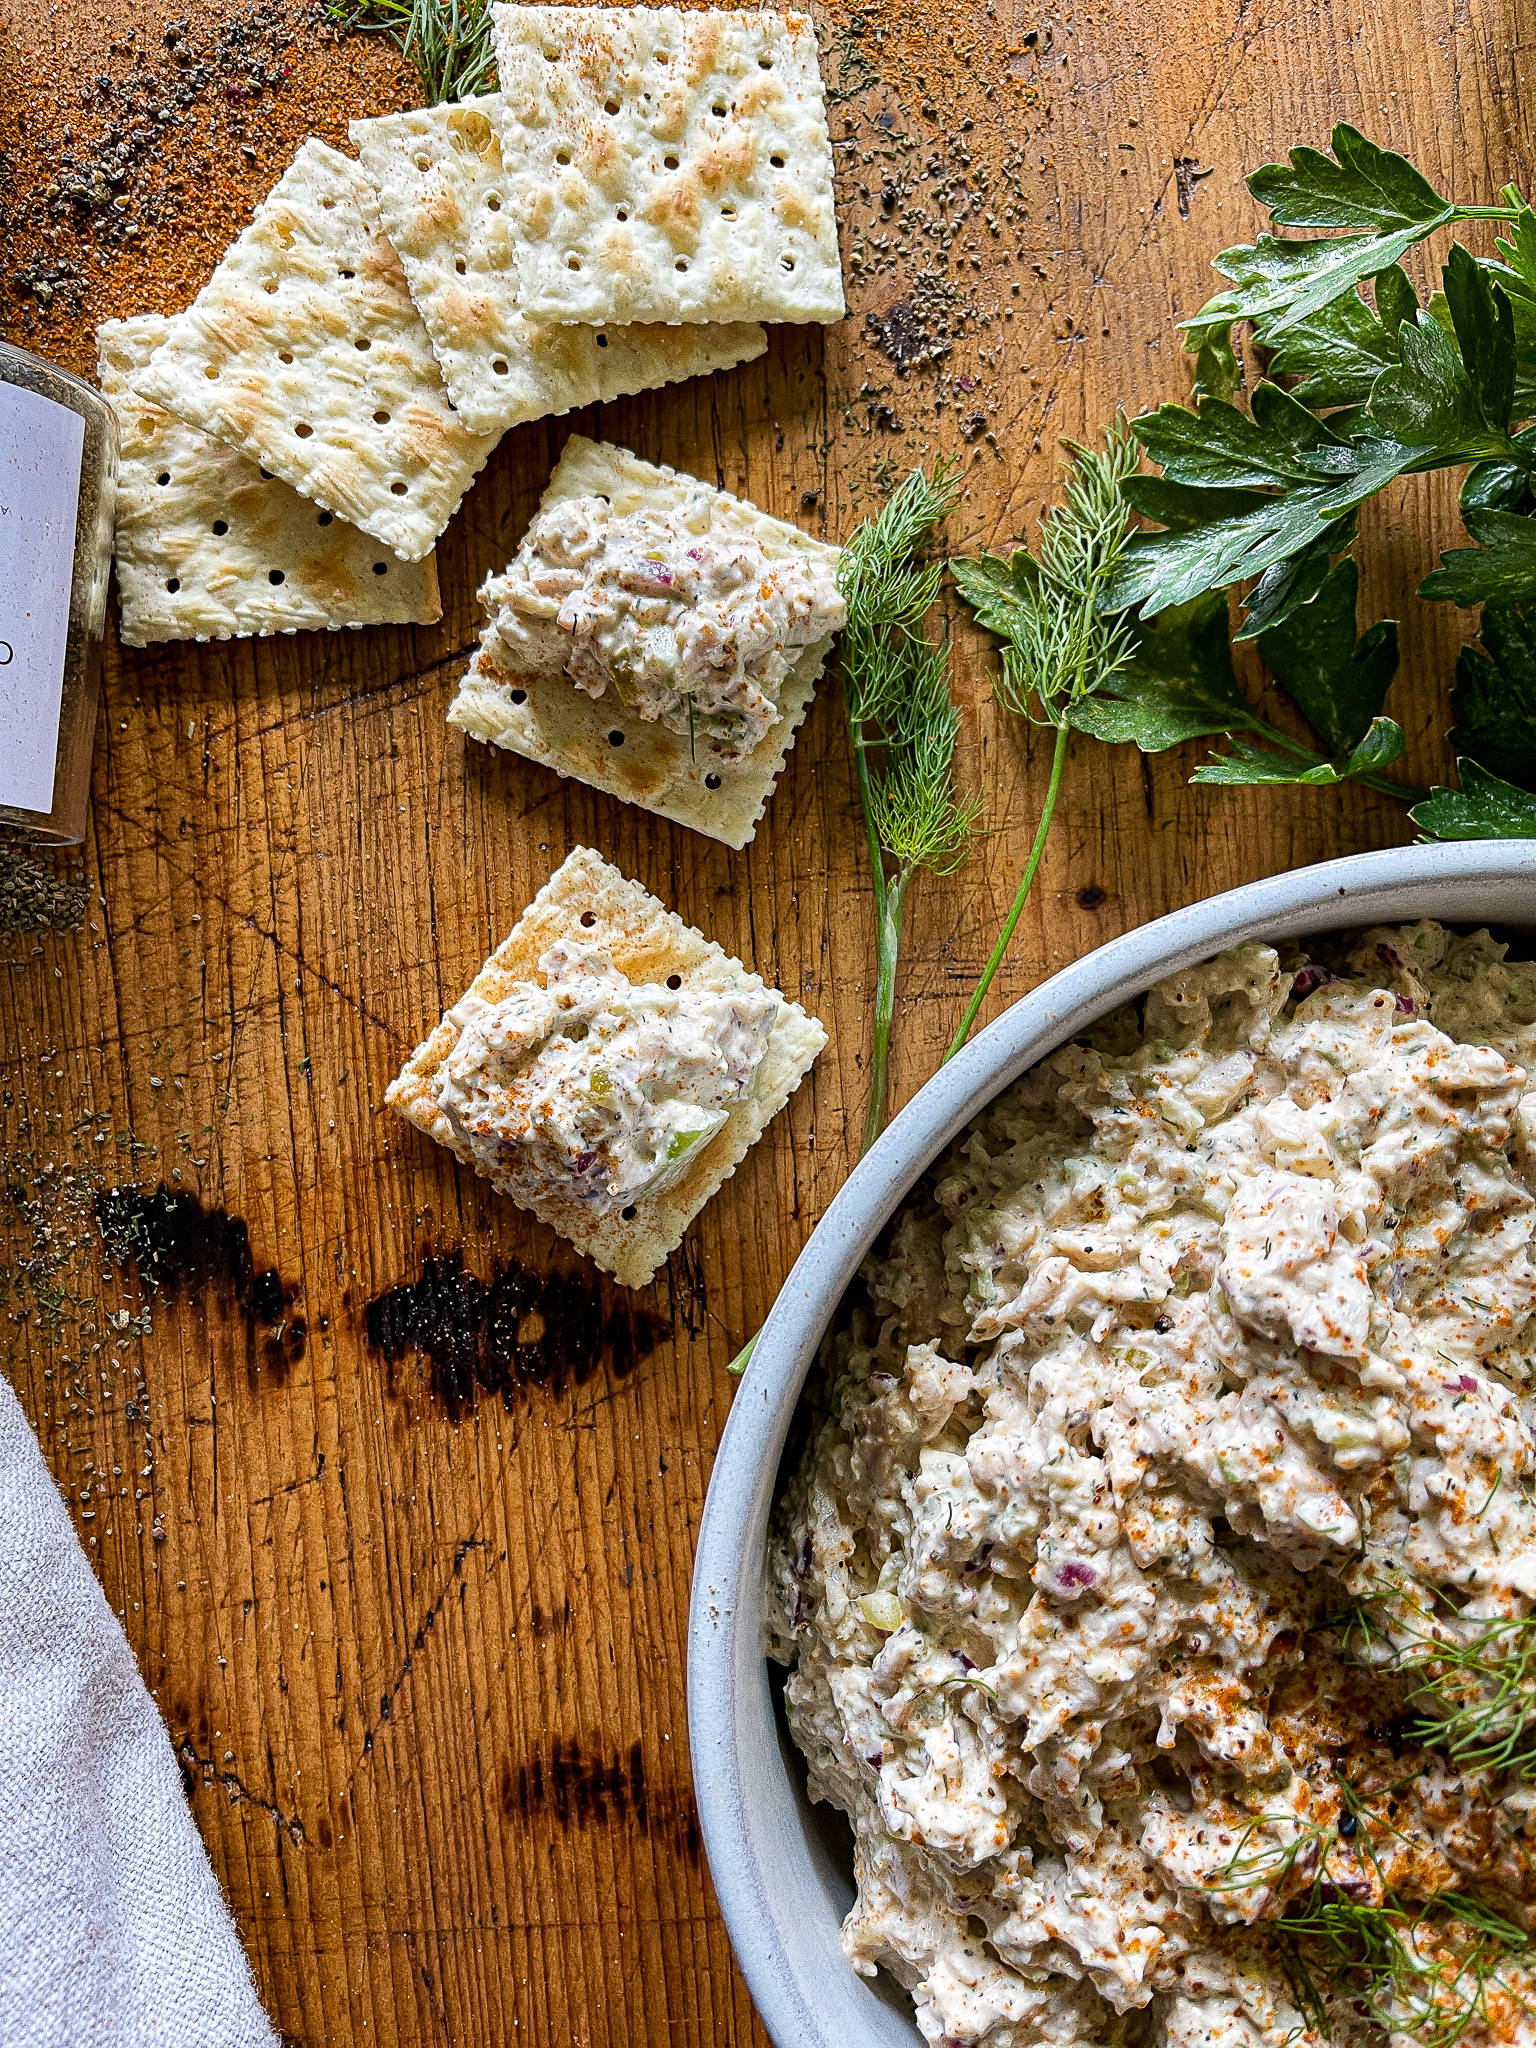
[1334,1587,1536,1779]
[1277,1893,1535,2048]
[1277,1932,1335,2043]
[991,424,1142,728]
[876,642,984,876]
[840,462,959,734]
[838,461,981,1155]
[725,464,980,1377]
[1202,1813,1335,1901]
[1405,1617,1536,1777]
[322,0,497,104]
[1271,1759,1536,2048]
[945,425,1141,1057]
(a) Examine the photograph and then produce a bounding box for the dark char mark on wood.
[94,1182,306,1390]
[363,1246,670,1419]
[501,1736,701,1865]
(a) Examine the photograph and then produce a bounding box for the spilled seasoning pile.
[0,0,414,376]
[0,835,91,936]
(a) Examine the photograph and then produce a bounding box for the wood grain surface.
[0,0,1529,2041]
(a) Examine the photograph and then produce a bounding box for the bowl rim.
[687,839,1536,2048]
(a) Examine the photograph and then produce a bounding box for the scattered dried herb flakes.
[0,0,413,376]
[819,3,1057,499]
[0,1114,157,1361]
[0,834,90,936]
[0,1112,162,1542]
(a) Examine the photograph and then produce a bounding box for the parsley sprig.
[1193,129,1519,337]
[1080,122,1536,835]
[1070,562,1422,797]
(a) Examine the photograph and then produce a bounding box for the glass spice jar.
[0,341,118,845]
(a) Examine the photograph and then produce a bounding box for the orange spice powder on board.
[0,0,419,380]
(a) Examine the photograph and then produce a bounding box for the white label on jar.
[0,381,86,815]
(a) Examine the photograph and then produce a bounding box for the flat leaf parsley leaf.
[1448,601,1536,788]
[1371,311,1516,465]
[1074,563,1419,797]
[1066,591,1252,748]
[1421,505,1536,605]
[1255,558,1399,754]
[1106,388,1415,616]
[1247,123,1454,235]
[1413,761,1536,838]
[1189,124,1511,336]
[1252,282,1404,410]
[1193,715,1405,787]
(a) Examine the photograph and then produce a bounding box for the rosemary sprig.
[841,461,982,1150]
[946,426,1140,1056]
[322,0,496,104]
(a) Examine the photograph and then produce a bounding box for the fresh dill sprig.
[1410,1617,1536,1775]
[1263,1759,1536,2048]
[1202,1812,1334,1902]
[1335,1591,1536,1779]
[1276,1890,1534,2048]
[322,0,496,104]
[728,465,979,1377]
[946,424,1140,1057]
[839,461,982,1152]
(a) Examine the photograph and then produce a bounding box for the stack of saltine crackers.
[97,5,844,649]
[99,8,845,1282]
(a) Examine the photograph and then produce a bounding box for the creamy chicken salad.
[479,494,846,759]
[767,922,1536,2048]
[434,937,780,1215]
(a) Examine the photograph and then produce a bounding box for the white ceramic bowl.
[687,841,1536,2048]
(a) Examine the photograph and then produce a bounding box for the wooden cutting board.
[0,0,1515,2039]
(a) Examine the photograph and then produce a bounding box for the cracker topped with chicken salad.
[387,846,826,1286]
[450,435,844,846]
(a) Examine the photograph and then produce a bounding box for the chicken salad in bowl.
[689,844,1536,2048]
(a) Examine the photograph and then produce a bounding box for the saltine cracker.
[448,434,840,847]
[99,315,442,645]
[385,845,827,1287]
[488,7,845,327]
[350,96,768,435]
[132,139,499,561]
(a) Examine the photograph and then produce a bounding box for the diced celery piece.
[629,1104,728,1201]
[857,1592,904,1633]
